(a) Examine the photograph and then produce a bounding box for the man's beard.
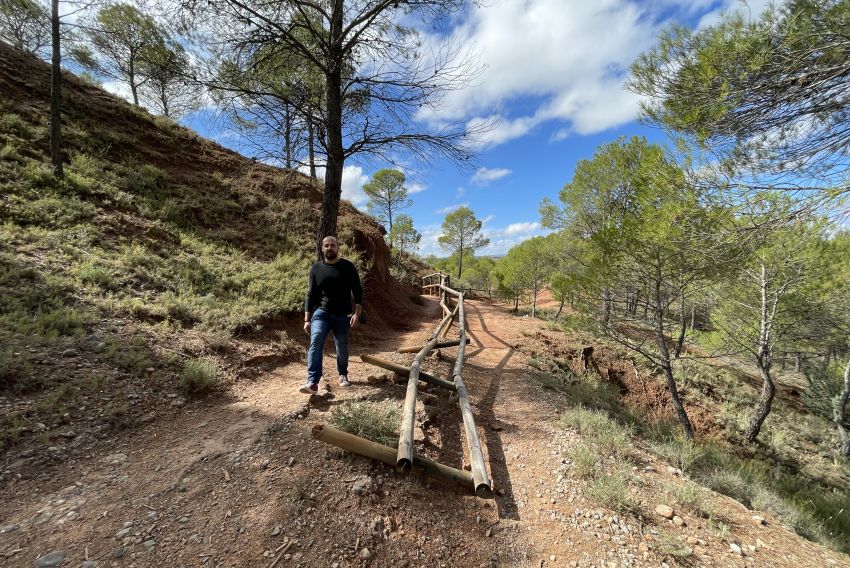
[324,250,338,260]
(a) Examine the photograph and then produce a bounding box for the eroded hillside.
[0,43,418,471]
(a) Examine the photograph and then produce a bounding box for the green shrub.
[123,163,166,195]
[665,480,713,518]
[330,400,400,446]
[703,469,754,507]
[586,468,637,513]
[0,142,23,162]
[653,529,692,559]
[100,336,155,374]
[0,112,36,139]
[180,358,219,395]
[75,260,118,290]
[567,442,599,479]
[560,406,633,459]
[0,347,35,392]
[8,194,97,228]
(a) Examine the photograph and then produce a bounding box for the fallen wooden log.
[360,354,456,391]
[398,310,456,471]
[312,424,474,490]
[453,293,493,497]
[397,339,462,353]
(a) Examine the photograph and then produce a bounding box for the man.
[300,235,363,394]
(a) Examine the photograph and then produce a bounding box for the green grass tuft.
[180,357,219,395]
[330,400,400,447]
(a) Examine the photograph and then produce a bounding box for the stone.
[730,543,743,556]
[111,548,125,559]
[672,516,686,527]
[352,477,371,496]
[143,539,156,550]
[655,505,674,520]
[686,537,699,545]
[34,551,66,567]
[81,562,99,568]
[359,548,371,559]
[752,515,767,526]
[550,555,556,561]
[271,525,282,537]
[61,349,77,358]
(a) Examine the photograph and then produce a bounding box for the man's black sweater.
[304,258,363,316]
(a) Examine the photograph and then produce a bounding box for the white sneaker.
[338,375,351,387]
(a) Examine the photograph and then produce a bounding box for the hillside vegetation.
[0,44,403,462]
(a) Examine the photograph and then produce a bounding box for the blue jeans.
[307,308,350,384]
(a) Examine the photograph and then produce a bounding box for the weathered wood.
[311,424,474,490]
[360,354,456,390]
[398,310,456,471]
[452,293,492,497]
[438,284,462,298]
[397,340,462,353]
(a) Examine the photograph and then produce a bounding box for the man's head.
[321,236,339,262]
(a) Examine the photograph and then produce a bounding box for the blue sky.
[98,0,775,256]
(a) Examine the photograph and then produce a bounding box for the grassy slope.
[521,312,850,555]
[0,43,404,458]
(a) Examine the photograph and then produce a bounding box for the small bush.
[100,336,155,374]
[567,442,599,479]
[653,529,692,559]
[0,142,23,162]
[0,347,35,392]
[703,469,754,507]
[647,437,703,473]
[0,112,36,139]
[560,406,633,459]
[586,468,638,513]
[665,480,713,518]
[330,400,400,446]
[180,358,219,395]
[75,261,118,290]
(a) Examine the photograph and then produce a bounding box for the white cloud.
[406,181,427,194]
[416,0,658,146]
[480,222,551,256]
[435,202,468,215]
[341,165,370,207]
[471,166,512,186]
[417,0,766,148]
[101,80,135,105]
[503,221,541,236]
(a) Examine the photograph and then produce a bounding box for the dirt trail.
[2,297,848,567]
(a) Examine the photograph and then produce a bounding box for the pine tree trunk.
[673,291,687,359]
[744,364,775,443]
[308,117,317,179]
[316,0,344,259]
[284,103,292,169]
[531,284,537,318]
[656,322,694,440]
[653,271,693,439]
[745,260,775,443]
[50,0,63,178]
[836,354,850,458]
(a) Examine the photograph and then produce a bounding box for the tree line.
[490,0,850,456]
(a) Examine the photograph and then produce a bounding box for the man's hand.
[303,321,311,335]
[350,313,359,328]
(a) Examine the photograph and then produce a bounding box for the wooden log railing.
[313,271,493,497]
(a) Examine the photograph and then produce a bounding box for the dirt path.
[1,297,848,567]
